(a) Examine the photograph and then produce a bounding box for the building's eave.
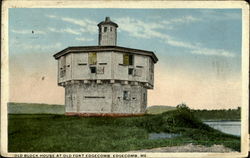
[53,45,158,63]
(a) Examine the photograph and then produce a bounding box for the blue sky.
[9,8,242,109]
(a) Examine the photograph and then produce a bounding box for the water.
[149,133,180,140]
[204,121,241,136]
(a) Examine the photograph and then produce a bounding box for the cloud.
[75,37,94,42]
[199,10,241,21]
[48,27,80,35]
[15,42,62,51]
[46,14,57,19]
[116,16,235,58]
[161,15,202,25]
[12,29,45,34]
[46,15,97,34]
[191,48,235,58]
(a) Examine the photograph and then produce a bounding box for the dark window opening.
[129,55,133,65]
[78,63,87,66]
[99,63,107,65]
[85,96,105,99]
[104,27,107,32]
[123,91,130,100]
[90,67,96,73]
[128,68,134,75]
[110,27,112,32]
[136,66,143,68]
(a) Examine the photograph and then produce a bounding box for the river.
[203,121,241,136]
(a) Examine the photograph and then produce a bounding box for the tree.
[176,103,190,111]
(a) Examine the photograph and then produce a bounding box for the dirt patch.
[129,143,236,152]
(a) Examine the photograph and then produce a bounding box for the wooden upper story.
[54,46,158,88]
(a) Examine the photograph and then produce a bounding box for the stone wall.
[65,81,147,114]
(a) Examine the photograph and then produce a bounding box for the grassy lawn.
[8,109,240,152]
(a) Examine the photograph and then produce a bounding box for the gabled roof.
[53,45,158,63]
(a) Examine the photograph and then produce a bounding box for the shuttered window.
[88,52,97,65]
[123,54,133,65]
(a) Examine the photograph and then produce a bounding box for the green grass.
[8,102,64,114]
[8,108,240,152]
[146,105,176,114]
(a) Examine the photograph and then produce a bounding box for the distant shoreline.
[202,119,241,122]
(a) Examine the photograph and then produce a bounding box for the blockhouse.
[53,17,158,116]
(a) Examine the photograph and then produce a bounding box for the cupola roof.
[97,17,118,28]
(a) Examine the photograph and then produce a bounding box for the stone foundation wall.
[65,81,147,114]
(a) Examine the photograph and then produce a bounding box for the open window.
[90,67,96,73]
[104,27,107,32]
[128,68,134,75]
[123,91,130,100]
[123,54,133,66]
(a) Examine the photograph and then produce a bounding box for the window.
[123,54,133,65]
[129,55,133,65]
[123,91,130,100]
[110,27,112,32]
[88,52,97,65]
[85,96,105,99]
[90,67,96,73]
[104,27,107,32]
[78,63,87,66]
[128,68,134,75]
[136,66,143,68]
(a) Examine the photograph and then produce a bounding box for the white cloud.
[115,17,168,39]
[48,27,80,35]
[116,16,235,58]
[46,14,57,19]
[61,17,87,27]
[64,28,80,35]
[75,37,94,42]
[45,15,235,58]
[12,29,45,34]
[165,39,197,49]
[162,15,202,25]
[116,17,197,48]
[199,10,241,21]
[46,15,97,34]
[191,48,235,58]
[21,42,62,50]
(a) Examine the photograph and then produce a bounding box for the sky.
[9,8,242,109]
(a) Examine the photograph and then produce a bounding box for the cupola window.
[104,27,107,32]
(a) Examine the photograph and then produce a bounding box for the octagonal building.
[53,17,158,116]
